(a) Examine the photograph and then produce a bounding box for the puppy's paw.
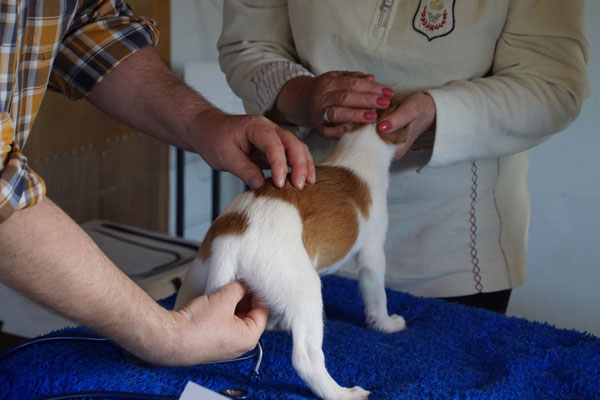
[338,386,370,400]
[370,313,406,333]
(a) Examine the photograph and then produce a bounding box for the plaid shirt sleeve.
[0,113,46,222]
[0,0,159,224]
[49,0,159,99]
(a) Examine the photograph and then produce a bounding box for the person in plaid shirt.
[0,1,315,365]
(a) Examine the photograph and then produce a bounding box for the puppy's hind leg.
[175,238,239,309]
[264,259,369,400]
[174,257,210,309]
[357,242,405,333]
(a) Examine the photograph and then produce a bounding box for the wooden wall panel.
[26,1,171,233]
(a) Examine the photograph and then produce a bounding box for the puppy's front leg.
[357,243,406,333]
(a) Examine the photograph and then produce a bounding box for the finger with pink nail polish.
[378,120,392,133]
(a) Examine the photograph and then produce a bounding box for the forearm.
[0,198,175,363]
[218,0,302,107]
[86,45,315,190]
[86,45,216,152]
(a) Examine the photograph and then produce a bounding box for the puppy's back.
[202,165,372,270]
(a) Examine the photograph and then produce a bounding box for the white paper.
[179,381,231,399]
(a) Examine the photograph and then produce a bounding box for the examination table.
[1,275,599,399]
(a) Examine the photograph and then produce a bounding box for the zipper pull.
[373,0,395,40]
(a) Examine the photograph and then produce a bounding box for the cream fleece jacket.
[217,0,589,297]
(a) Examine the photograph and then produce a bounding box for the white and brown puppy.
[175,103,407,400]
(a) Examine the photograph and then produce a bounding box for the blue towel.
[1,275,599,399]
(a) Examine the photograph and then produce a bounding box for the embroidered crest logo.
[413,0,455,41]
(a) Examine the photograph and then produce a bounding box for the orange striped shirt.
[0,0,158,222]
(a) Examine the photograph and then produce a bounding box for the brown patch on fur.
[378,126,408,145]
[198,212,249,261]
[254,166,371,270]
[349,96,408,145]
[376,96,402,122]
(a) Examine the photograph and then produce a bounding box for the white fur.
[175,123,405,400]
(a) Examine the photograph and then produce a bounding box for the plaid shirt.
[0,0,158,223]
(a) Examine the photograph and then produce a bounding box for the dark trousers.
[441,289,512,314]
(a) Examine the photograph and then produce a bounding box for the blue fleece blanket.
[1,275,599,400]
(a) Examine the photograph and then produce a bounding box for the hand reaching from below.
[377,92,437,160]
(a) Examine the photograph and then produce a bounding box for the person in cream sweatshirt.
[217,0,590,312]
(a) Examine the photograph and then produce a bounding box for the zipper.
[377,0,394,28]
[371,0,395,41]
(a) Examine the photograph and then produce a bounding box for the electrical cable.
[0,334,263,400]
[35,391,179,400]
[0,335,110,362]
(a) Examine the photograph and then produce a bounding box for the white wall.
[169,0,245,240]
[171,0,223,73]
[170,1,600,335]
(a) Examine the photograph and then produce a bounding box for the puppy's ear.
[378,127,408,145]
[377,97,408,145]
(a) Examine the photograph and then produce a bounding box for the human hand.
[162,281,269,366]
[377,92,437,160]
[272,71,394,139]
[190,109,315,190]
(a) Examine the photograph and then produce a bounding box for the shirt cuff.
[0,143,45,223]
[49,15,159,100]
[250,60,314,114]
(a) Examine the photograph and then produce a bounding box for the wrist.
[269,76,314,127]
[185,106,227,152]
[118,303,179,366]
[160,308,215,366]
[422,92,437,132]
